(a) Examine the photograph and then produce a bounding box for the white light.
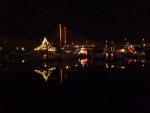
[66,66,69,69]
[22,59,25,63]
[22,47,25,51]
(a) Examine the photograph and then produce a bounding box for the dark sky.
[0,0,150,43]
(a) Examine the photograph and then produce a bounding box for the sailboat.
[60,45,78,60]
[33,37,60,61]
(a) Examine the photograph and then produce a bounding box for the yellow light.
[117,49,125,52]
[34,67,56,81]
[142,60,145,63]
[106,63,108,68]
[106,53,108,59]
[66,66,69,69]
[121,66,125,69]
[111,65,114,68]
[75,64,78,67]
[111,53,113,59]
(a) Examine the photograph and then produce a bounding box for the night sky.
[0,0,150,43]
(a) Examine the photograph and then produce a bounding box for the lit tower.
[59,24,62,48]
[64,27,67,45]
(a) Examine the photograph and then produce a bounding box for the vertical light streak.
[64,27,66,45]
[59,24,62,48]
[60,68,62,83]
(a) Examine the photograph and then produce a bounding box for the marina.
[1,1,150,112]
[1,35,150,113]
[1,24,150,62]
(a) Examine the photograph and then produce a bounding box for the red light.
[128,59,133,64]
[81,58,87,63]
[128,49,134,53]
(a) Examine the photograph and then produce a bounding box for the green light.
[126,42,130,45]
[21,47,25,51]
[22,59,25,63]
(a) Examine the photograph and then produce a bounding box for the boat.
[33,37,60,61]
[113,52,127,59]
[78,47,92,58]
[111,47,127,60]
[60,45,78,60]
[91,47,106,59]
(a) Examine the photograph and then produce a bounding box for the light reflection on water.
[0,58,150,112]
[0,58,149,80]
[33,58,150,82]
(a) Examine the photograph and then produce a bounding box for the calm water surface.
[0,58,150,113]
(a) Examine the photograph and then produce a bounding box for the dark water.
[0,58,150,113]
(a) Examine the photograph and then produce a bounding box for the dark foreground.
[0,58,150,113]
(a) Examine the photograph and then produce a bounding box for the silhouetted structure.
[46,26,100,48]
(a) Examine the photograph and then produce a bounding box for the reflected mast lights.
[79,58,88,67]
[34,67,56,81]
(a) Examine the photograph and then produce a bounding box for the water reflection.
[0,57,33,75]
[0,57,149,78]
[34,61,58,81]
[1,58,150,113]
[127,58,146,68]
[33,58,150,82]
